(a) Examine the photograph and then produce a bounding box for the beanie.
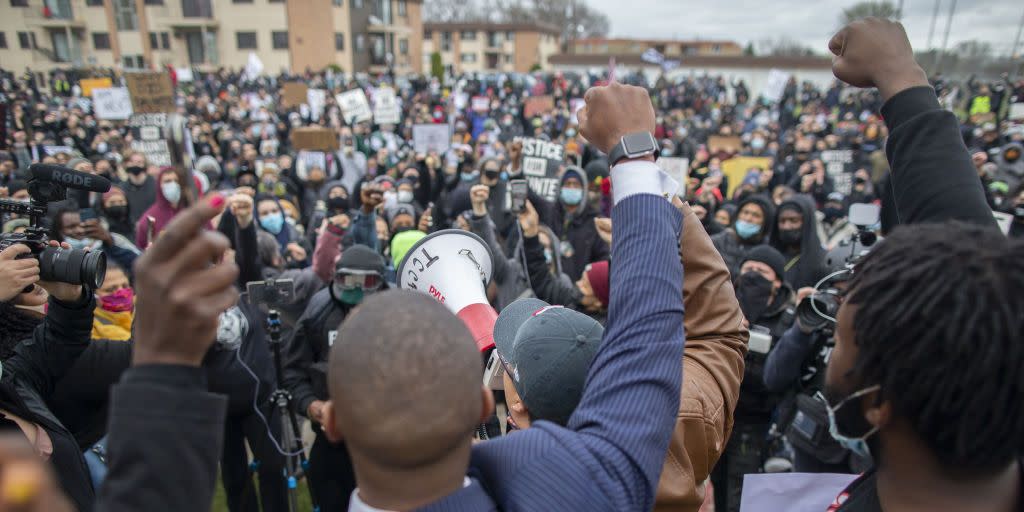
[336,244,386,275]
[390,230,426,268]
[585,260,610,306]
[742,245,787,282]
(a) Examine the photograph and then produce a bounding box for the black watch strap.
[608,132,658,166]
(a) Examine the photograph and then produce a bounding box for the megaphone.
[397,229,497,352]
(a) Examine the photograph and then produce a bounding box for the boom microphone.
[397,230,498,352]
[30,164,112,193]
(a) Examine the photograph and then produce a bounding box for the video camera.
[0,164,110,289]
[796,203,880,333]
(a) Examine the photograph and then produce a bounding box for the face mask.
[543,249,553,264]
[327,196,350,212]
[97,142,109,154]
[818,385,881,460]
[396,190,414,204]
[483,169,500,181]
[65,236,94,251]
[461,171,478,182]
[260,212,285,234]
[560,187,583,205]
[127,166,146,176]
[661,148,673,157]
[736,271,774,321]
[99,287,134,313]
[751,138,766,150]
[105,205,128,219]
[161,182,181,204]
[823,207,844,223]
[1014,206,1024,219]
[332,283,365,305]
[735,220,761,240]
[778,228,802,246]
[566,129,577,138]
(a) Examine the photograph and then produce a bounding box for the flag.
[641,48,665,64]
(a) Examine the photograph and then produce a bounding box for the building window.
[398,38,407,55]
[353,0,362,8]
[332,0,342,5]
[272,31,288,49]
[424,30,432,39]
[397,0,406,16]
[10,0,28,6]
[354,33,365,51]
[0,33,7,49]
[122,54,144,68]
[460,30,476,40]
[17,32,31,49]
[86,0,103,5]
[441,32,451,51]
[504,54,512,64]
[334,32,345,51]
[114,0,138,30]
[460,53,476,63]
[93,32,111,50]
[144,0,163,4]
[181,0,212,17]
[161,32,170,49]
[236,31,257,49]
[149,32,158,49]
[232,0,253,3]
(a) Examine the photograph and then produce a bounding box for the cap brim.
[493,298,550,361]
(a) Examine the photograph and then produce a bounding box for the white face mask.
[161,181,181,205]
[397,190,414,203]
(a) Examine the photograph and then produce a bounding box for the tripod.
[266,309,320,512]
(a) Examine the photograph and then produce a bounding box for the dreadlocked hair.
[846,221,1024,473]
[0,301,42,360]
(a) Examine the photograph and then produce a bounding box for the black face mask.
[736,271,774,322]
[778,228,802,247]
[483,169,500,181]
[327,196,350,212]
[823,207,844,223]
[105,205,128,220]
[126,166,146,176]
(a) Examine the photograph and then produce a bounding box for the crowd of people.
[0,15,1021,512]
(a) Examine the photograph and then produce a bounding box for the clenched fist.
[577,82,656,155]
[828,17,928,101]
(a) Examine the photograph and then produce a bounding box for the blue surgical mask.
[751,138,766,150]
[734,220,761,239]
[818,386,880,460]
[161,181,181,205]
[560,187,583,205]
[260,212,285,234]
[65,237,94,251]
[461,171,479,182]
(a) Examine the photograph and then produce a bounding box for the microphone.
[30,164,112,193]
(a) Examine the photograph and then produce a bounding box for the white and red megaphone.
[397,230,497,352]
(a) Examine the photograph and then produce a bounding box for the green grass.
[210,474,315,512]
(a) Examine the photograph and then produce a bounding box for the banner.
[518,137,564,201]
[763,69,791,103]
[79,77,112,97]
[124,72,175,113]
[281,82,309,108]
[412,124,451,154]
[658,157,690,196]
[820,149,855,195]
[128,113,172,167]
[92,87,133,120]
[336,89,372,125]
[722,156,772,198]
[373,87,401,125]
[524,95,555,118]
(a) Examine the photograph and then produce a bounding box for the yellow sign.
[79,78,112,97]
[722,157,773,198]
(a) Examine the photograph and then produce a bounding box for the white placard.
[471,96,490,113]
[763,69,791,103]
[412,124,451,154]
[336,89,372,125]
[740,473,857,512]
[373,87,401,125]
[659,157,689,196]
[92,87,133,120]
[175,67,194,82]
[306,89,327,121]
[1010,103,1024,121]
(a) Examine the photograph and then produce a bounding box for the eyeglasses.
[334,268,383,291]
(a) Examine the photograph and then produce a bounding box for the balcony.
[26,1,86,29]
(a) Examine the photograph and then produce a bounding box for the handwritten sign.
[524,95,555,118]
[92,87,133,120]
[373,87,401,125]
[336,89,372,125]
[821,149,855,195]
[281,82,309,108]
[124,72,175,113]
[128,113,172,167]
[79,77,113,97]
[1009,103,1024,121]
[519,137,564,201]
[412,124,451,154]
[471,96,490,113]
[722,156,772,198]
[762,69,791,103]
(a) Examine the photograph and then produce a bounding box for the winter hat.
[742,245,787,282]
[390,230,426,268]
[102,185,127,203]
[335,244,387,275]
[585,260,610,306]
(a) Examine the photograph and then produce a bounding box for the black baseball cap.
[493,298,604,426]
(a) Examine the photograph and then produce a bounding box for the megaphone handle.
[457,303,498,352]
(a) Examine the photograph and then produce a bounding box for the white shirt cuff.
[610,160,679,204]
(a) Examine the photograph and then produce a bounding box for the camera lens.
[796,293,838,332]
[38,247,107,289]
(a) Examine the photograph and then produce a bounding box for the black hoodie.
[711,194,776,278]
[771,194,829,289]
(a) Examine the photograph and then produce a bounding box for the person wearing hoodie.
[533,165,610,281]
[819,192,859,250]
[97,186,135,241]
[121,152,157,226]
[135,167,186,250]
[305,181,351,244]
[255,195,311,269]
[711,194,776,278]
[770,194,829,290]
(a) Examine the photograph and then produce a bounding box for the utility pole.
[926,0,941,72]
[935,0,956,74]
[1012,7,1024,60]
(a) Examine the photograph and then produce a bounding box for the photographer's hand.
[132,195,238,367]
[0,245,39,302]
[37,241,83,303]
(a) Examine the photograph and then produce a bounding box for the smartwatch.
[607,132,659,166]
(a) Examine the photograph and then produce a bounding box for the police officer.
[281,244,387,510]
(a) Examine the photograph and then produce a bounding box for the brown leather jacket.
[655,202,748,511]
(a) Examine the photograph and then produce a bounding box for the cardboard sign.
[721,156,772,198]
[524,95,555,118]
[740,473,857,512]
[124,72,175,113]
[92,87,133,120]
[763,69,791,103]
[1009,103,1024,121]
[821,149,855,195]
[412,124,451,154]
[336,89,372,125]
[471,96,490,113]
[518,137,564,201]
[79,77,113,98]
[658,157,690,197]
[128,113,172,167]
[373,87,401,125]
[281,82,309,108]
[708,135,743,154]
[291,126,339,151]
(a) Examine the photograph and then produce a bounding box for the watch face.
[622,132,656,155]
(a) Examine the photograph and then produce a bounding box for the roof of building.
[423,21,562,37]
[572,37,742,48]
[548,53,833,70]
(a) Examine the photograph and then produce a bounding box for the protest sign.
[281,82,309,108]
[524,95,555,118]
[412,124,451,154]
[821,149,855,195]
[128,113,172,167]
[295,150,327,181]
[708,135,743,154]
[1009,103,1024,121]
[291,126,338,151]
[306,89,327,121]
[658,157,690,196]
[336,89,372,125]
[722,156,772,198]
[763,69,791,103]
[373,88,401,125]
[519,137,564,201]
[92,87,133,120]
[43,146,74,157]
[740,473,857,512]
[471,96,490,113]
[79,78,112,97]
[124,72,175,113]
[175,68,194,82]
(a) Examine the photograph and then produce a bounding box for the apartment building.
[0,0,423,74]
[422,22,560,74]
[570,37,743,58]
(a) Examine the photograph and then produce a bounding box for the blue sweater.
[421,193,686,511]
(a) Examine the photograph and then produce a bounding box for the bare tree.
[840,1,902,26]
[424,0,484,22]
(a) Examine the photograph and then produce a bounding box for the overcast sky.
[587,0,1023,56]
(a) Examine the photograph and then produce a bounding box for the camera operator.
[50,204,140,275]
[281,244,387,511]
